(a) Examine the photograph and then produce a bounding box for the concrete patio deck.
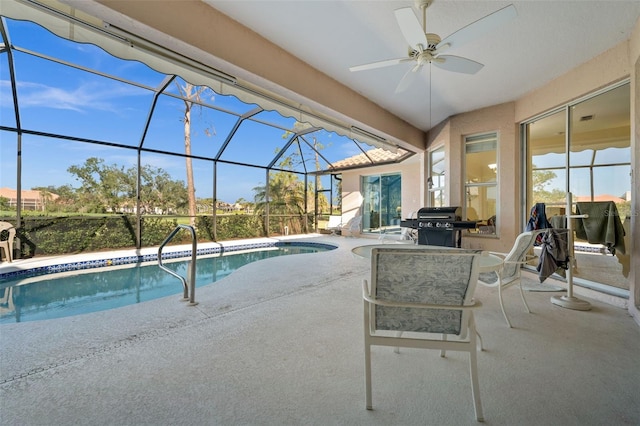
[1,235,638,425]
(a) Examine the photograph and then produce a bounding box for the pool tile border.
[0,240,336,283]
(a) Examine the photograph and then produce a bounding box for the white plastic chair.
[325,215,343,235]
[0,221,16,263]
[363,247,485,422]
[477,229,546,327]
[343,215,362,237]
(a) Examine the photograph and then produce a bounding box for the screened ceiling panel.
[12,50,154,145]
[276,140,326,174]
[249,109,298,133]
[295,137,333,173]
[161,76,258,117]
[2,1,404,152]
[218,119,292,167]
[595,146,630,164]
[300,129,364,165]
[0,52,16,128]
[143,91,238,158]
[5,18,168,89]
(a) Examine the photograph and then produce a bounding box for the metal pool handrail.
[158,225,198,306]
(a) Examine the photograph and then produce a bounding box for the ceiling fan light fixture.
[425,33,441,50]
[348,3,517,90]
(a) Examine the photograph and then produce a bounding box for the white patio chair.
[0,221,16,263]
[325,215,343,235]
[363,247,485,422]
[343,215,362,237]
[477,229,547,328]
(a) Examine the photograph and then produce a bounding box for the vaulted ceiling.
[205,1,640,132]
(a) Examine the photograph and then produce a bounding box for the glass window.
[428,146,445,208]
[465,133,497,235]
[524,83,632,292]
[526,109,568,216]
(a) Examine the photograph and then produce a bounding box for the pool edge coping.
[0,234,337,282]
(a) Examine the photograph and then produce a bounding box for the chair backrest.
[370,247,483,336]
[0,221,15,241]
[326,215,342,229]
[346,215,362,232]
[501,230,545,279]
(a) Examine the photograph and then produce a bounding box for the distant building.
[574,194,626,203]
[0,187,59,211]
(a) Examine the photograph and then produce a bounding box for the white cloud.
[16,80,145,114]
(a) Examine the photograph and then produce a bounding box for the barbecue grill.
[400,206,477,247]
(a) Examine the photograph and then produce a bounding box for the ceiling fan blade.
[395,64,423,94]
[434,55,484,74]
[394,7,428,50]
[436,4,517,51]
[349,57,412,72]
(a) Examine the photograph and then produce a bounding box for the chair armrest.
[363,291,482,310]
[503,256,537,266]
[488,251,507,259]
[362,279,371,297]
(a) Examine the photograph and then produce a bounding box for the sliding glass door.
[524,82,631,293]
[361,173,401,234]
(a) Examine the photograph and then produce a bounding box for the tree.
[175,82,216,227]
[68,157,186,215]
[0,196,10,211]
[50,185,77,213]
[137,164,188,214]
[279,124,331,215]
[68,157,129,213]
[531,168,566,205]
[253,170,306,234]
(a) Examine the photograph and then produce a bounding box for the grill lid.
[417,206,461,220]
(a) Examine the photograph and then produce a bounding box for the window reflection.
[525,83,631,291]
[465,133,497,235]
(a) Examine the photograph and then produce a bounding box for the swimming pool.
[0,241,335,323]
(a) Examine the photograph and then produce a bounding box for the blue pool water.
[0,242,334,324]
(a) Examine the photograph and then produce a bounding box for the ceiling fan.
[349,1,517,93]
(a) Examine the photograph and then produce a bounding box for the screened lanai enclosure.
[0,3,413,257]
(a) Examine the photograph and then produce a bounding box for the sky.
[0,17,363,203]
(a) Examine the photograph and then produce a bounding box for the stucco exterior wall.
[340,156,423,233]
[514,42,632,123]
